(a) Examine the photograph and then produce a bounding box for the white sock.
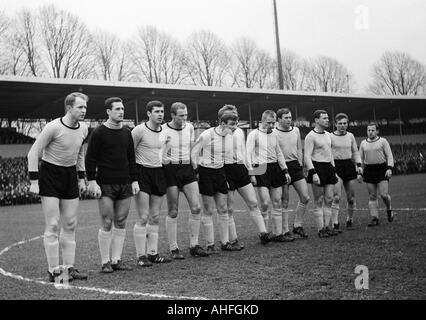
[98,229,112,264]
[218,213,229,244]
[228,215,238,242]
[201,215,214,246]
[59,229,76,268]
[44,231,59,273]
[331,203,339,225]
[146,224,159,256]
[271,208,282,235]
[282,209,290,233]
[111,227,126,264]
[189,214,201,247]
[133,224,147,258]
[313,207,324,231]
[249,207,267,233]
[261,210,270,231]
[323,206,332,227]
[166,216,178,251]
[368,200,379,218]
[294,202,306,228]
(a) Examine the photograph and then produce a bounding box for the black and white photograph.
[0,0,425,305]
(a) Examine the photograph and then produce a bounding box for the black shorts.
[39,160,79,199]
[363,163,389,184]
[224,163,251,191]
[100,184,133,201]
[198,166,228,196]
[335,159,357,182]
[255,162,287,188]
[286,160,306,184]
[306,161,338,186]
[137,165,167,196]
[163,163,197,189]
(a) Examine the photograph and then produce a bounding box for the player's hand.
[385,169,392,179]
[131,181,140,195]
[313,173,320,185]
[78,179,86,194]
[285,173,291,185]
[357,173,363,183]
[29,180,39,195]
[87,180,102,199]
[250,176,257,186]
[356,166,363,176]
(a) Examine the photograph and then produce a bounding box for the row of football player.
[26,93,394,282]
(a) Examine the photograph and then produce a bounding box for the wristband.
[308,168,317,176]
[387,166,393,171]
[29,171,39,180]
[356,163,362,168]
[78,171,86,179]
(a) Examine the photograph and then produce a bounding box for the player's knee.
[324,196,333,206]
[216,205,227,216]
[168,207,178,219]
[114,216,127,229]
[150,213,160,225]
[190,205,201,216]
[272,198,281,209]
[301,195,310,205]
[281,199,289,209]
[347,198,355,207]
[369,194,377,201]
[333,195,341,204]
[227,206,234,216]
[102,218,113,231]
[379,193,389,201]
[259,202,269,212]
[63,219,77,232]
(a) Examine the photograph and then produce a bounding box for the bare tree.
[303,56,352,93]
[230,37,274,89]
[39,4,95,79]
[0,11,8,38]
[369,51,426,95]
[185,30,230,86]
[129,26,187,84]
[0,11,10,74]
[281,49,304,90]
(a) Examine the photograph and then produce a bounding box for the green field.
[1,174,425,300]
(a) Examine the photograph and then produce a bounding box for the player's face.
[108,102,125,123]
[336,118,348,133]
[68,97,87,121]
[367,125,378,139]
[279,112,292,128]
[223,120,238,134]
[316,113,329,128]
[148,106,164,124]
[262,116,276,133]
[172,108,188,127]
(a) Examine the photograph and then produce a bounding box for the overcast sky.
[1,0,425,93]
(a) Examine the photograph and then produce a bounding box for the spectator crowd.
[1,143,425,207]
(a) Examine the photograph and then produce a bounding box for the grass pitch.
[0,174,425,300]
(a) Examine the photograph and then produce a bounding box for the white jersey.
[162,122,194,164]
[224,127,246,165]
[331,131,361,162]
[132,122,167,168]
[246,129,286,170]
[194,127,226,169]
[304,129,334,170]
[359,137,394,166]
[27,118,88,172]
[274,126,301,163]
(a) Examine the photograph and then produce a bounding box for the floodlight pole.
[273,0,284,90]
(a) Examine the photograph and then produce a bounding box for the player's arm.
[351,134,362,175]
[357,141,366,182]
[382,138,394,178]
[127,130,139,195]
[276,136,291,184]
[27,124,55,194]
[296,128,303,166]
[85,128,101,198]
[245,131,255,174]
[190,133,205,171]
[304,134,319,184]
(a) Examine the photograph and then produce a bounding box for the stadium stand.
[0,128,35,144]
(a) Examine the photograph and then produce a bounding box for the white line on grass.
[0,235,207,300]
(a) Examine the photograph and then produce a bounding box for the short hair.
[277,108,292,119]
[219,110,239,124]
[313,109,328,121]
[146,100,164,112]
[367,122,380,131]
[64,92,89,112]
[105,97,123,110]
[170,102,187,115]
[262,110,276,121]
[218,104,238,119]
[335,113,349,122]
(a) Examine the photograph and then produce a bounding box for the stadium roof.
[1,75,425,123]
